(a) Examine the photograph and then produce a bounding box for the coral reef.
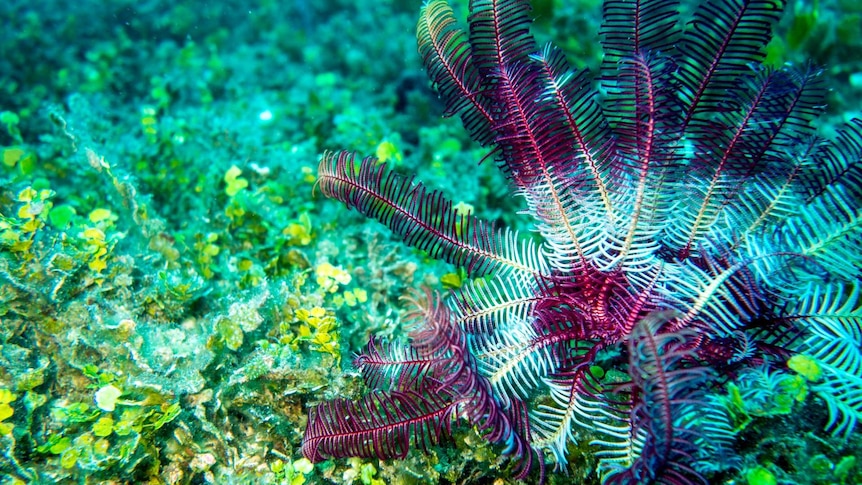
[0,0,859,484]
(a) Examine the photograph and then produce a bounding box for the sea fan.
[304,0,861,481]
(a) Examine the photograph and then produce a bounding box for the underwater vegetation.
[303,0,862,483]
[0,1,431,483]
[0,0,860,484]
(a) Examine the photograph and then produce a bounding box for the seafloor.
[0,0,860,484]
